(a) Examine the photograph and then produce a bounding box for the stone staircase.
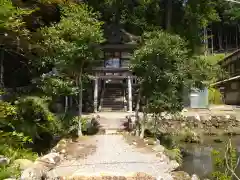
[101,83,125,112]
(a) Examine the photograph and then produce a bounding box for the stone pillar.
[128,76,132,112]
[94,77,98,113]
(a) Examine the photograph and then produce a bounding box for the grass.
[0,145,38,179]
[199,53,229,65]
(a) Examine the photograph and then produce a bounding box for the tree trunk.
[218,26,223,50]
[76,71,83,137]
[0,51,4,88]
[140,111,147,139]
[64,96,68,113]
[140,99,148,139]
[165,0,172,31]
[236,24,240,49]
[135,85,142,136]
[78,74,83,136]
[225,33,228,53]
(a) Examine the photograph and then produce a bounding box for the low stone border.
[60,172,160,180]
[21,152,61,180]
[20,139,71,180]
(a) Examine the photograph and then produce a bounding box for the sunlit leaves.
[131,30,220,113]
[131,30,190,113]
[0,0,33,33]
[41,3,104,73]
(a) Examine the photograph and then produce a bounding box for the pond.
[180,135,240,179]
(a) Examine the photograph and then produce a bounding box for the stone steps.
[102,87,124,111]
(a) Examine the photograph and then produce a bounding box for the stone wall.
[156,114,240,135]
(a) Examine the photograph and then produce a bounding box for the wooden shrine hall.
[89,24,139,112]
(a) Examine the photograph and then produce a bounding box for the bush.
[55,114,100,137]
[14,96,57,139]
[178,129,201,143]
[209,87,223,105]
[211,140,239,180]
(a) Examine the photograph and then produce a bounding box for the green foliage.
[205,54,228,64]
[211,140,239,180]
[209,87,223,105]
[0,0,32,32]
[164,148,183,164]
[53,114,92,136]
[35,74,79,97]
[0,101,17,121]
[0,94,38,179]
[54,113,79,136]
[79,117,89,133]
[0,144,37,179]
[131,30,189,113]
[178,129,201,143]
[40,3,104,72]
[14,96,57,139]
[182,0,219,49]
[131,30,218,114]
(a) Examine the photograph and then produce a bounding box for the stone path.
[47,112,176,179]
[47,135,175,179]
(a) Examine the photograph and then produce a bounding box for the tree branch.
[224,140,240,180]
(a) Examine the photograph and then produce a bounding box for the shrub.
[211,140,239,180]
[178,129,201,143]
[0,95,40,179]
[209,87,223,105]
[14,96,57,139]
[55,114,99,137]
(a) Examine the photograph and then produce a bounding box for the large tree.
[131,30,221,138]
[41,3,104,136]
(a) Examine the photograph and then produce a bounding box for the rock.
[194,114,201,121]
[3,178,17,180]
[60,149,66,154]
[171,171,191,180]
[132,142,137,145]
[191,174,200,180]
[38,153,60,165]
[152,144,165,152]
[182,108,188,112]
[157,174,174,180]
[0,155,10,166]
[84,117,100,135]
[169,160,180,170]
[63,172,156,180]
[52,139,67,153]
[21,167,46,180]
[21,153,61,180]
[144,138,156,145]
[13,159,33,170]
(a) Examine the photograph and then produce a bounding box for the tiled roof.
[103,24,139,44]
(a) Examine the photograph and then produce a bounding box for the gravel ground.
[47,135,175,179]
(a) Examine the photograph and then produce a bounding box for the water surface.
[180,136,240,179]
